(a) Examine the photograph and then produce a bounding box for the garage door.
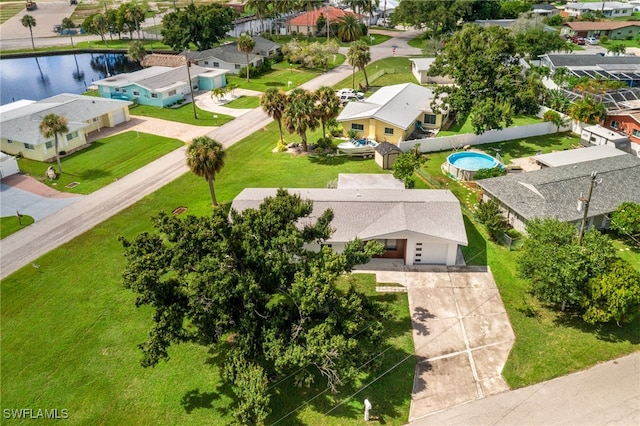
[112,109,126,125]
[414,243,448,264]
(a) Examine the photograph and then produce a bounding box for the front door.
[374,239,407,261]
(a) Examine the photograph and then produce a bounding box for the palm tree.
[349,40,371,88]
[237,34,256,82]
[21,15,36,50]
[61,17,76,48]
[245,0,272,34]
[314,86,341,141]
[568,96,607,124]
[39,114,69,174]
[186,136,227,207]
[552,67,570,88]
[127,40,147,65]
[337,14,362,42]
[545,89,571,113]
[283,88,318,151]
[261,88,288,142]
[93,13,109,47]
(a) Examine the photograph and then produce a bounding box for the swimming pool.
[444,151,501,180]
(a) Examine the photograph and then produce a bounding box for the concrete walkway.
[411,351,640,426]
[196,88,263,118]
[354,263,515,421]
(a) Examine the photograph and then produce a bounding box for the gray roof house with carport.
[477,154,640,233]
[187,36,282,74]
[231,184,468,266]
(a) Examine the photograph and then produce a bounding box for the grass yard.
[334,57,414,91]
[611,235,640,271]
[223,95,260,109]
[437,115,544,137]
[16,132,183,194]
[129,103,234,127]
[0,121,412,425]
[0,2,22,24]
[0,214,35,239]
[75,39,173,51]
[271,33,391,47]
[226,56,346,93]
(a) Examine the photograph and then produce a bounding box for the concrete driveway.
[354,263,515,422]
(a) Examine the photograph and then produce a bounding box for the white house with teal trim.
[93,65,228,107]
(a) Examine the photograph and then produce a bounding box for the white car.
[586,36,599,45]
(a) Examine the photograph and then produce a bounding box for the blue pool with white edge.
[444,151,502,180]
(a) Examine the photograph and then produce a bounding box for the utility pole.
[578,171,599,245]
[184,50,198,120]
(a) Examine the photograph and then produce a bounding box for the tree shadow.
[553,310,640,344]
[307,154,372,166]
[180,388,217,414]
[461,214,488,266]
[265,81,285,87]
[412,356,432,394]
[412,307,434,336]
[78,168,111,179]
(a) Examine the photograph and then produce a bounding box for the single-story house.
[93,65,227,107]
[188,36,281,75]
[604,110,640,156]
[0,152,20,178]
[477,154,640,233]
[0,94,132,162]
[409,58,454,85]
[539,54,640,87]
[285,5,360,36]
[532,4,559,16]
[533,145,627,168]
[336,83,448,145]
[560,21,640,40]
[374,142,403,170]
[231,177,468,266]
[580,124,632,152]
[561,1,633,18]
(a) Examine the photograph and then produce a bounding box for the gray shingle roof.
[188,36,280,64]
[337,173,404,189]
[375,141,403,155]
[0,94,132,145]
[478,154,640,223]
[543,54,640,68]
[533,145,626,167]
[231,188,468,245]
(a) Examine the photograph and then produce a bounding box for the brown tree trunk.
[207,176,218,207]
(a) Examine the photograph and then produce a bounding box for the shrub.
[600,35,609,43]
[475,199,506,241]
[360,23,368,37]
[315,137,333,150]
[474,167,506,180]
[347,129,358,139]
[545,15,563,26]
[276,139,288,152]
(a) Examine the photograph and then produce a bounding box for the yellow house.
[336,83,448,145]
[0,94,132,162]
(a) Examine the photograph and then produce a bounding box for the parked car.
[571,36,586,45]
[53,24,62,33]
[338,91,365,105]
[586,36,599,45]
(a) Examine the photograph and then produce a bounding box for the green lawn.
[334,57,414,91]
[0,122,410,425]
[16,132,184,194]
[437,115,544,137]
[600,38,640,49]
[0,215,35,239]
[271,33,391,47]
[129,103,234,127]
[224,95,260,109]
[0,2,22,24]
[226,55,346,92]
[611,235,640,270]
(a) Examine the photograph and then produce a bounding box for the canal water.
[0,52,141,106]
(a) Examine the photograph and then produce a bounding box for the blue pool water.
[447,152,498,171]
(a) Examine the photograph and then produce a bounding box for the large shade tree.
[82,13,109,46]
[120,190,385,423]
[21,15,36,50]
[185,136,227,207]
[161,3,236,51]
[237,34,256,82]
[39,114,69,174]
[261,88,288,142]
[428,24,542,134]
[283,88,318,151]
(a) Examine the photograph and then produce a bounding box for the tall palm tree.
[21,15,36,51]
[237,34,256,82]
[314,86,341,141]
[245,0,272,34]
[552,67,570,88]
[186,136,227,207]
[569,96,607,124]
[350,40,371,88]
[261,88,288,142]
[61,17,76,48]
[283,88,318,151]
[337,14,362,42]
[39,114,69,174]
[128,40,147,65]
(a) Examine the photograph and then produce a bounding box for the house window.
[611,120,620,129]
[122,89,127,93]
[66,131,78,141]
[115,88,120,92]
[632,129,640,138]
[377,239,398,250]
[213,62,219,67]
[423,113,437,125]
[204,61,209,65]
[45,141,53,149]
[351,123,364,131]
[7,139,12,144]
[168,90,176,96]
[92,117,99,122]
[24,143,34,150]
[151,93,158,98]
[384,127,394,135]
[235,64,241,69]
[133,91,140,96]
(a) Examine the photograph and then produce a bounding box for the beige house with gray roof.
[232,175,467,266]
[0,94,132,162]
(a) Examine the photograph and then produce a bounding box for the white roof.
[337,83,443,130]
[409,57,436,72]
[0,99,36,114]
[582,124,630,142]
[533,145,626,167]
[337,173,405,189]
[231,188,468,245]
[93,65,227,93]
